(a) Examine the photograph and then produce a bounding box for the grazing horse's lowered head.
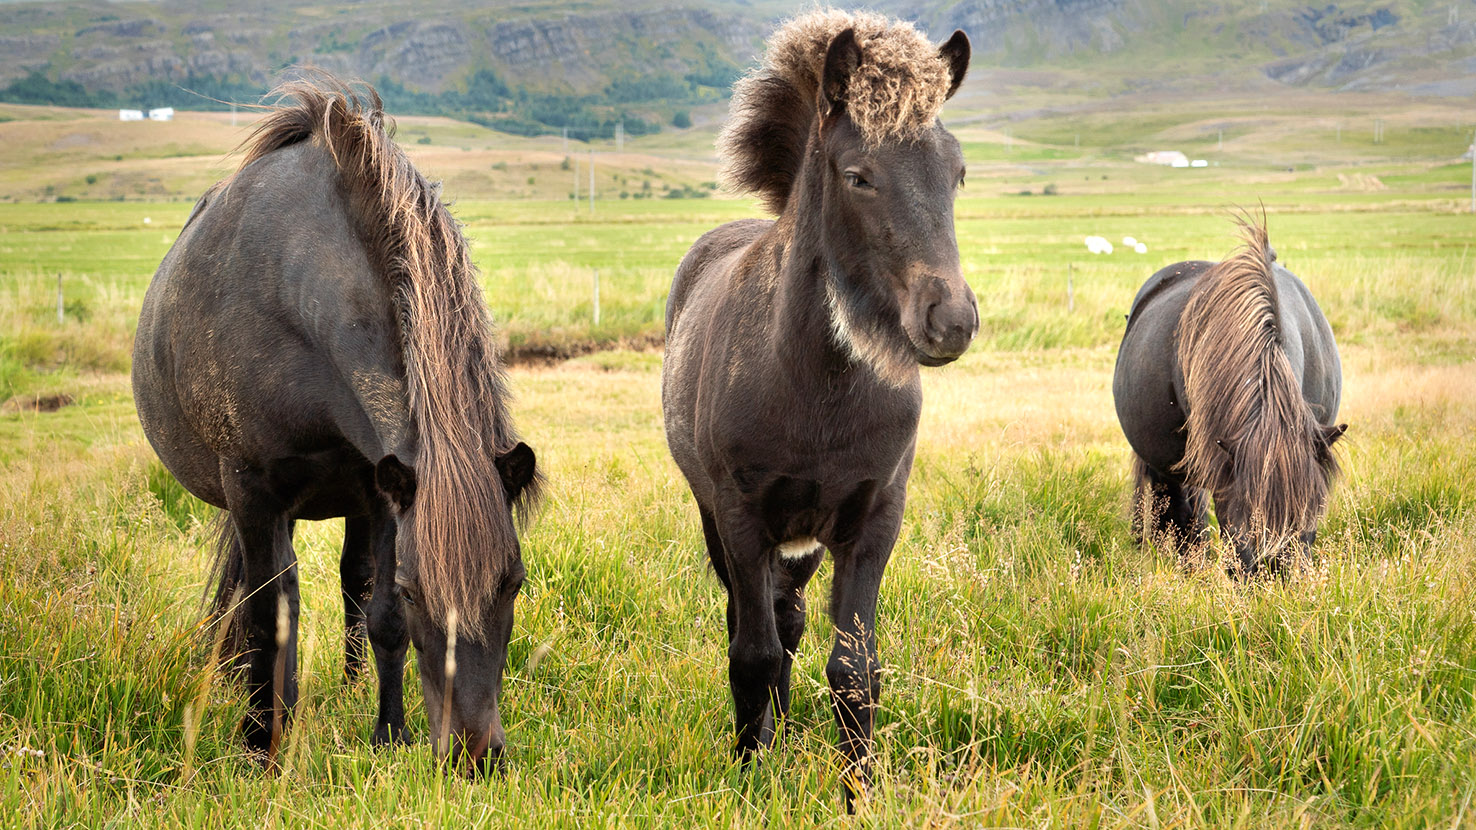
[719,9,978,383]
[375,442,538,768]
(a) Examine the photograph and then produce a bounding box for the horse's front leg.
[364,506,409,745]
[826,498,903,811]
[716,511,783,759]
[221,468,300,760]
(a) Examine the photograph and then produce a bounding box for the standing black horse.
[133,77,540,767]
[1113,220,1344,574]
[662,11,976,805]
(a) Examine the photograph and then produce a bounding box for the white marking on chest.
[776,537,822,560]
[825,278,913,388]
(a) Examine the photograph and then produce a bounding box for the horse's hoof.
[371,723,410,747]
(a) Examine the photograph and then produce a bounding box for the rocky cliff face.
[3,2,765,97]
[890,0,1151,60]
[1,0,1472,103]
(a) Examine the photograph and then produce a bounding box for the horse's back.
[662,218,775,504]
[665,218,773,335]
[1113,261,1209,476]
[133,140,403,508]
[1271,264,1342,423]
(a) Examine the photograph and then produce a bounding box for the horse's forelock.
[238,73,535,642]
[719,9,954,213]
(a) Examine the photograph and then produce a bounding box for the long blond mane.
[239,75,540,641]
[1175,219,1336,541]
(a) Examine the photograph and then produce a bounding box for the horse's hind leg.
[699,504,735,643]
[220,471,300,759]
[341,516,374,680]
[772,547,823,728]
[364,506,408,745]
[1131,454,1207,554]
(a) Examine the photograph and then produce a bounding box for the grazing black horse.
[662,11,976,805]
[132,78,540,767]
[1113,220,1345,574]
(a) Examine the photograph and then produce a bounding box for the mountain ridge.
[2,0,1473,129]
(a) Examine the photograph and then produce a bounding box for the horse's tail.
[1174,218,1340,541]
[206,512,248,666]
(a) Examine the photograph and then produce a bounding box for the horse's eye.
[843,171,872,190]
[398,585,418,607]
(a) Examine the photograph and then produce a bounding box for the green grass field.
[2,97,1476,826]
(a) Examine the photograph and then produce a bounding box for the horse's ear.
[1323,423,1348,446]
[495,442,537,504]
[821,28,861,120]
[375,455,417,511]
[939,30,970,101]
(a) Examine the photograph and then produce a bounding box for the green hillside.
[1,0,1473,141]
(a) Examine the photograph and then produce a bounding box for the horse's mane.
[1175,218,1337,541]
[239,74,541,641]
[718,9,953,214]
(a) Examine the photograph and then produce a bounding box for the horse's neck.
[765,209,849,376]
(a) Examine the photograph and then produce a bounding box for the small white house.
[148,107,175,121]
[119,109,144,121]
[1135,150,1188,167]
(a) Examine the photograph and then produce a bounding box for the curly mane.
[718,9,955,213]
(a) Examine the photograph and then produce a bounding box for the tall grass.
[1,180,1474,825]
[2,340,1473,826]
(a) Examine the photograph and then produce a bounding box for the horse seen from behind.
[132,76,540,769]
[1114,219,1344,575]
[661,10,976,806]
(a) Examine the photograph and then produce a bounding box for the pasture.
[2,100,1475,826]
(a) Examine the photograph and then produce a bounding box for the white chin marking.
[825,278,913,387]
[776,537,822,560]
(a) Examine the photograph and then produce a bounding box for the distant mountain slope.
[885,0,1476,94]
[2,0,1473,129]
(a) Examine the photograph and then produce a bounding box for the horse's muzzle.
[915,277,978,363]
